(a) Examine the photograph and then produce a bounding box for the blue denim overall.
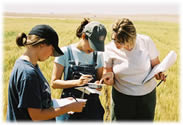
[57,46,104,121]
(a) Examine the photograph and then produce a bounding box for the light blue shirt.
[55,44,104,80]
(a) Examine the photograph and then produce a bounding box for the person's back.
[7,59,53,121]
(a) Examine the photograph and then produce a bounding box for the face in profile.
[37,44,54,61]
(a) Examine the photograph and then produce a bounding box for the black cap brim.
[53,46,64,57]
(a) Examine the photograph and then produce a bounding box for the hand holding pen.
[71,94,78,102]
[77,73,93,86]
[67,96,86,114]
[157,75,168,87]
[155,72,166,82]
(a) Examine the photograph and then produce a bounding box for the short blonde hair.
[112,18,136,47]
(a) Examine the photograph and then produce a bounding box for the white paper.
[142,50,177,84]
[75,86,101,95]
[52,98,87,108]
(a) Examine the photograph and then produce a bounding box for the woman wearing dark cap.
[6,24,86,121]
[51,19,107,121]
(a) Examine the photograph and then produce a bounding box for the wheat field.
[3,16,179,122]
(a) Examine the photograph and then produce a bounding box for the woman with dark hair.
[51,19,107,121]
[7,24,86,121]
[103,18,166,121]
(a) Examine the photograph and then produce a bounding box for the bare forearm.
[97,67,104,80]
[151,57,160,68]
[101,67,114,85]
[29,105,73,121]
[29,100,86,121]
[52,79,80,89]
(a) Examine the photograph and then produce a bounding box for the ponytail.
[16,32,27,47]
[76,18,90,38]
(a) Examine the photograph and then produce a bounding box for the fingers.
[67,97,74,100]
[155,74,160,80]
[102,72,113,80]
[95,81,100,84]
[81,102,86,107]
[162,74,166,82]
[78,75,93,86]
[101,72,114,85]
[155,72,166,82]
[80,75,93,81]
[99,79,104,84]
[80,75,93,79]
[94,81,102,91]
[71,101,86,113]
[76,102,86,112]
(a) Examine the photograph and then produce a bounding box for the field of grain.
[3,15,179,122]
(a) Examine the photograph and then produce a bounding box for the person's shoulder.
[59,46,69,54]
[56,45,74,59]
[61,44,77,54]
[136,34,156,50]
[137,34,152,41]
[105,41,115,50]
[105,41,114,46]
[14,59,38,79]
[96,51,103,57]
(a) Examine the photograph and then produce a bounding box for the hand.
[155,72,166,82]
[100,72,114,85]
[95,81,102,91]
[69,101,86,113]
[77,74,93,86]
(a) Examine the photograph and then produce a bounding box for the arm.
[96,67,104,80]
[100,67,114,85]
[101,49,114,85]
[28,100,86,121]
[151,57,160,68]
[51,63,92,89]
[151,57,166,82]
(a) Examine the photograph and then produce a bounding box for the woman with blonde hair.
[103,18,166,121]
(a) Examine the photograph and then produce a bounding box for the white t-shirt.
[104,34,159,96]
[55,44,104,80]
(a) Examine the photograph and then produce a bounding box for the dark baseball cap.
[83,21,107,51]
[28,24,64,57]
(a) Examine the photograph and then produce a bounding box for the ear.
[37,43,47,49]
[39,43,45,47]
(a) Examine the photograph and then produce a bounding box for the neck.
[76,40,84,52]
[20,47,38,66]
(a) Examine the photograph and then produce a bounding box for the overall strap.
[67,45,97,66]
[93,51,98,66]
[67,45,75,62]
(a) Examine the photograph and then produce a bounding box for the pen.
[79,72,85,76]
[81,88,85,99]
[157,75,167,87]
[71,95,78,102]
[79,72,93,80]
